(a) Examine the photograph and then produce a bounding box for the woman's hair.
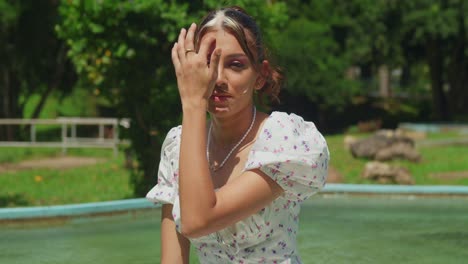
[194,6,283,105]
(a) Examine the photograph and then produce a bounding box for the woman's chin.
[208,104,230,114]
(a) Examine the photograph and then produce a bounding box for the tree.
[57,0,287,196]
[0,0,75,140]
[401,0,468,120]
[280,0,468,125]
[274,0,391,127]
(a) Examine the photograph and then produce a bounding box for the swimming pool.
[1,194,467,264]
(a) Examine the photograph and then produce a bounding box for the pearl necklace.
[207,107,256,171]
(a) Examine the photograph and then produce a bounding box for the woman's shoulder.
[251,110,328,163]
[260,111,324,144]
[161,125,182,157]
[247,111,329,202]
[267,111,317,127]
[166,125,182,139]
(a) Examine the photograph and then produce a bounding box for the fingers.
[184,23,196,51]
[177,28,187,62]
[198,36,216,59]
[172,42,181,73]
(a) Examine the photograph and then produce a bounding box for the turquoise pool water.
[1,195,467,264]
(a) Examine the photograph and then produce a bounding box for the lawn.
[0,148,135,207]
[327,132,468,185]
[0,130,467,208]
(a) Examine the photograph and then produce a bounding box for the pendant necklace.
[207,107,256,171]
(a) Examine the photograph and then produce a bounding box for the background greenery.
[1,129,467,207]
[1,0,467,199]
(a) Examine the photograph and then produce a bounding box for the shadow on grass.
[0,193,29,207]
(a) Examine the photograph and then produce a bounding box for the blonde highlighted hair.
[194,6,283,105]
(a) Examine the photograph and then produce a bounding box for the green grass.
[325,133,468,185]
[1,130,467,208]
[425,131,466,140]
[0,148,135,207]
[0,147,113,163]
[397,145,468,185]
[326,134,368,183]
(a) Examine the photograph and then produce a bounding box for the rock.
[350,131,420,162]
[350,135,395,159]
[343,135,358,150]
[375,142,421,162]
[362,161,414,185]
[357,119,382,133]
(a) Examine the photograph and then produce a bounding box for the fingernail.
[216,49,222,55]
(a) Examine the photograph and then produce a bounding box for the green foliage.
[0,0,75,141]
[56,0,288,196]
[57,0,189,196]
[275,0,409,110]
[279,0,468,121]
[275,17,358,110]
[398,0,468,119]
[22,88,98,119]
[0,0,19,25]
[4,0,465,197]
[401,0,463,41]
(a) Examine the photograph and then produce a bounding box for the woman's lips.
[211,94,230,102]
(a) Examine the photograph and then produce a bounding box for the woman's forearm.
[178,105,217,237]
[161,204,190,264]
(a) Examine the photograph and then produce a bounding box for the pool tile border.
[1,184,468,220]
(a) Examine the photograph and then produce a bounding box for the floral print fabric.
[146,112,329,263]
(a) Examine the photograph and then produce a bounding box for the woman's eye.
[230,61,244,69]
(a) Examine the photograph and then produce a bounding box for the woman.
[147,6,329,263]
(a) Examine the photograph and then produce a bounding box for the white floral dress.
[147,112,329,264]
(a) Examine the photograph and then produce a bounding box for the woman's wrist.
[181,99,208,114]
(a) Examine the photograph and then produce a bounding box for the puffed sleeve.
[245,112,329,203]
[146,126,181,204]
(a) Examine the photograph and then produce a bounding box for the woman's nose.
[215,65,226,87]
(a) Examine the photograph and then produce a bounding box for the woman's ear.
[255,60,270,90]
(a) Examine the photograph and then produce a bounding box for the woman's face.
[202,29,261,116]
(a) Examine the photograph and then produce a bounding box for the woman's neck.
[209,106,255,147]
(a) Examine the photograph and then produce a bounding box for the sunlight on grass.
[0,147,118,163]
[324,132,468,185]
[1,130,467,208]
[0,149,134,207]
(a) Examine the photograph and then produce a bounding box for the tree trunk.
[446,15,468,119]
[0,66,21,140]
[378,64,391,98]
[30,44,67,120]
[426,38,449,120]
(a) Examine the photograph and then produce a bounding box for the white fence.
[0,118,130,157]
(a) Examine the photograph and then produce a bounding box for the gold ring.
[185,49,195,55]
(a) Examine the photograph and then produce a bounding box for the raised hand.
[172,23,222,111]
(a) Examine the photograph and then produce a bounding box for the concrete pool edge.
[2,183,468,220]
[0,198,156,220]
[323,183,468,195]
